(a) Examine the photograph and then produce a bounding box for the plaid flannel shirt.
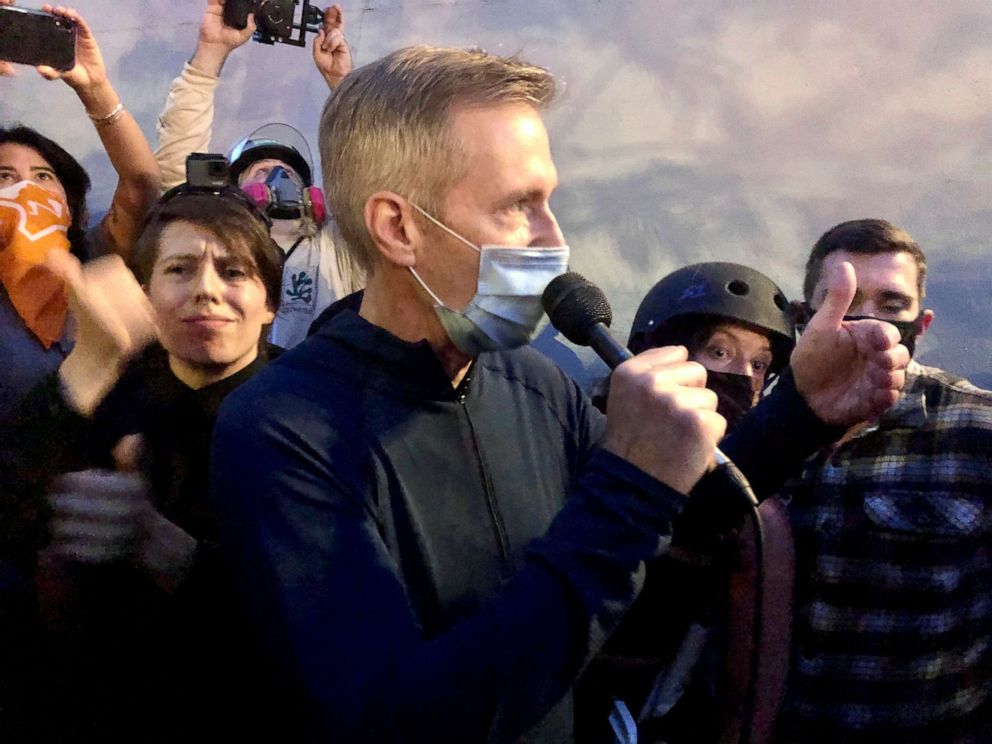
[776,362,992,743]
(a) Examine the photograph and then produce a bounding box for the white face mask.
[409,204,570,356]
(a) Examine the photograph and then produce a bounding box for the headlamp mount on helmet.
[154,153,274,231]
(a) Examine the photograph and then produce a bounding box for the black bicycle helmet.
[628,262,795,372]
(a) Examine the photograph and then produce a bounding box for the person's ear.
[918,308,935,336]
[364,191,421,268]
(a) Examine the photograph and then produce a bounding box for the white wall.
[3,0,990,386]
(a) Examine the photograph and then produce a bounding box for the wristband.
[89,101,125,127]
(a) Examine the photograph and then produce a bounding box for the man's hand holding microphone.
[604,347,726,497]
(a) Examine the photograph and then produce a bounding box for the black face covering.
[844,314,923,358]
[706,370,756,433]
[798,302,924,358]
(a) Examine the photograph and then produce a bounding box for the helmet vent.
[727,279,750,296]
[773,293,788,311]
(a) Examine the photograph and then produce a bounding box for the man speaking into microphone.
[210,46,908,742]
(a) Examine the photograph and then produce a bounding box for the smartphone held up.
[0,4,77,71]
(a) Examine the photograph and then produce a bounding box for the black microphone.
[542,272,633,370]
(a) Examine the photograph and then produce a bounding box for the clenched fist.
[603,345,726,495]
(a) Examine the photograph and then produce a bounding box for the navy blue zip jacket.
[210,304,833,743]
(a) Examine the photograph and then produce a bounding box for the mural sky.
[3,0,990,387]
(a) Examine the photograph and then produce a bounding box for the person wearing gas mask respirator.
[154,0,361,349]
[773,218,992,743]
[225,130,361,347]
[207,46,908,743]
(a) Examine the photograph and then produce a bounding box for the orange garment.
[0,180,72,348]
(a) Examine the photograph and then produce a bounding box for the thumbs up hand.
[791,261,909,426]
[45,435,151,564]
[45,435,196,592]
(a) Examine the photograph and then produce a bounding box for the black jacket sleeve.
[720,368,844,499]
[0,374,95,560]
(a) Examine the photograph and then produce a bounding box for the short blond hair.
[319,45,556,273]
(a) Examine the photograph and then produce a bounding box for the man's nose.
[530,204,565,247]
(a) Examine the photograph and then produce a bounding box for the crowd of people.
[1,1,990,743]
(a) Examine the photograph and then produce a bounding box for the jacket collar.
[314,308,472,401]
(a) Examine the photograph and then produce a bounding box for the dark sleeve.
[0,371,141,561]
[720,368,844,498]
[562,357,607,472]
[211,390,684,743]
[79,219,116,260]
[0,374,95,559]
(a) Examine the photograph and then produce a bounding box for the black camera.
[223,0,324,47]
[161,154,273,230]
[185,153,231,189]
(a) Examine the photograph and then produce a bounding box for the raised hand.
[48,251,157,415]
[312,4,352,90]
[604,345,727,495]
[51,251,156,365]
[36,5,105,91]
[44,435,198,592]
[791,261,909,425]
[0,0,16,77]
[35,436,152,626]
[190,0,256,76]
[46,435,151,565]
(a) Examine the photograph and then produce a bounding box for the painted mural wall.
[3,0,990,387]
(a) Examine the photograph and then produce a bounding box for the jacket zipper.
[459,388,512,577]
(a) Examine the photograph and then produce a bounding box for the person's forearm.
[322,69,345,92]
[154,62,219,191]
[0,374,94,561]
[74,79,161,259]
[721,369,844,498]
[58,342,126,417]
[189,40,232,77]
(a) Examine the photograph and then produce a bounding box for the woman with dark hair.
[625,262,796,429]
[0,3,160,415]
[592,263,795,431]
[0,126,92,250]
[0,188,282,741]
